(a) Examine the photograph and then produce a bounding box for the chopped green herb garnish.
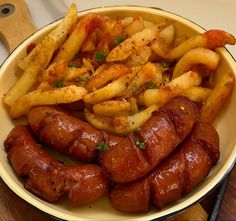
[45,111,51,116]
[76,76,89,83]
[131,84,139,93]
[74,51,80,57]
[95,51,107,63]
[54,80,63,88]
[97,141,108,152]
[135,140,146,149]
[68,62,81,68]
[146,81,156,89]
[114,35,126,46]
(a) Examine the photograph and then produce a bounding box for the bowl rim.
[0,5,236,221]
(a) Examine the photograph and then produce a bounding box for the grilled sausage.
[99,96,198,183]
[28,106,102,162]
[4,125,109,205]
[110,122,220,213]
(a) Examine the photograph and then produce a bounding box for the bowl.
[0,6,236,221]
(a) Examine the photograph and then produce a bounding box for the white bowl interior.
[0,6,236,221]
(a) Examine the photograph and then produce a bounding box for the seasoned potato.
[180,87,212,103]
[143,71,201,106]
[10,86,87,118]
[200,71,234,123]
[106,24,166,62]
[86,64,130,92]
[172,48,219,79]
[54,13,99,62]
[18,4,78,70]
[84,108,116,133]
[113,104,158,134]
[93,100,131,117]
[83,69,137,104]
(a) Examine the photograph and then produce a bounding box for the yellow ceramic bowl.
[0,6,236,221]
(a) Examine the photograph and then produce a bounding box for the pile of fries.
[3,4,235,135]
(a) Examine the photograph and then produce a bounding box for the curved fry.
[172,48,219,79]
[143,71,201,107]
[153,29,235,59]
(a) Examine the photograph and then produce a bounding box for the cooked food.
[1,2,236,215]
[4,125,108,205]
[99,96,198,183]
[28,106,102,162]
[110,122,219,213]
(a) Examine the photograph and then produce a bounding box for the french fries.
[200,71,234,123]
[86,64,130,92]
[172,48,219,79]
[83,70,137,104]
[143,71,201,107]
[113,104,158,135]
[93,100,131,117]
[18,4,78,70]
[3,4,78,107]
[54,13,99,62]
[2,4,235,132]
[106,24,166,62]
[10,85,87,118]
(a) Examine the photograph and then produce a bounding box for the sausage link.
[4,125,109,205]
[110,122,219,213]
[100,96,198,183]
[28,106,102,162]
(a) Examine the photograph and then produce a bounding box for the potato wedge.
[143,71,201,106]
[180,87,212,103]
[86,64,130,92]
[125,46,152,68]
[83,70,137,104]
[124,16,144,37]
[113,104,158,135]
[18,4,78,70]
[3,65,41,107]
[200,71,234,123]
[151,25,175,57]
[93,100,131,117]
[84,108,116,133]
[39,60,68,82]
[106,24,166,62]
[10,85,87,118]
[64,67,89,81]
[54,13,99,62]
[123,62,161,98]
[172,48,219,79]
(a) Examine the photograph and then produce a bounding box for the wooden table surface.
[0,166,235,221]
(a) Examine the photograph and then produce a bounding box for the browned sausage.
[4,125,109,205]
[99,96,198,183]
[110,122,219,213]
[28,106,102,162]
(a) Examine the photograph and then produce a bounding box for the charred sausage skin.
[110,122,220,213]
[4,125,109,205]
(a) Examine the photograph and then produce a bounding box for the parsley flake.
[97,141,109,152]
[76,76,89,83]
[114,35,126,46]
[68,62,81,68]
[135,140,146,149]
[54,80,63,88]
[146,81,156,89]
[95,51,107,63]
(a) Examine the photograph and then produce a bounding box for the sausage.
[99,96,198,183]
[28,106,102,162]
[110,122,220,213]
[4,125,109,205]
